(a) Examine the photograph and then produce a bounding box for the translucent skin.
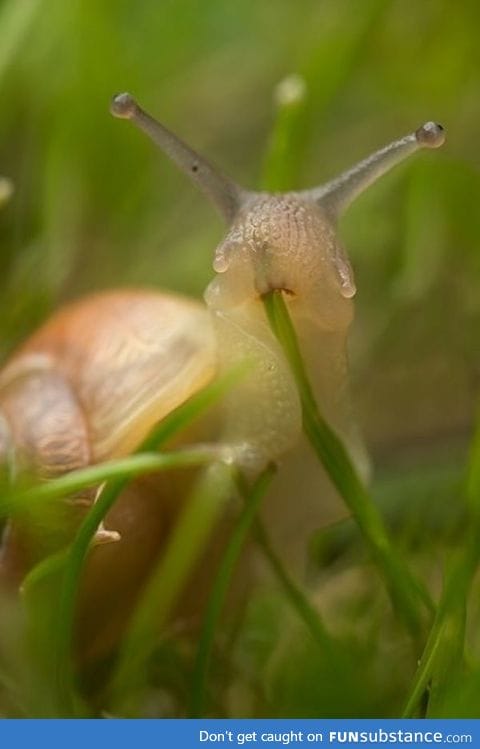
[206,193,363,565]
[206,193,355,463]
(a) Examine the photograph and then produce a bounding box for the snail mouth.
[259,286,296,299]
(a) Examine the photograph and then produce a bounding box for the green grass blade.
[1,451,220,518]
[252,518,333,651]
[263,289,431,637]
[108,462,235,715]
[52,448,225,715]
[0,0,42,83]
[48,368,243,713]
[402,616,446,717]
[426,596,467,717]
[188,464,276,717]
[403,406,480,717]
[139,366,247,452]
[261,74,307,192]
[21,550,68,598]
[402,554,469,718]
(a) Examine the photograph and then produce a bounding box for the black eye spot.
[192,164,199,173]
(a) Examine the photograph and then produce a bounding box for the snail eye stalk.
[306,122,445,218]
[111,92,246,223]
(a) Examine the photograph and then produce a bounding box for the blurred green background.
[0,0,479,718]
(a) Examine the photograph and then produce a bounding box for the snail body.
[0,93,445,659]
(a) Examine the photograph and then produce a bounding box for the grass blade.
[403,406,480,717]
[49,369,243,713]
[1,451,219,518]
[263,289,431,637]
[52,448,225,715]
[261,74,307,192]
[0,0,42,83]
[252,518,333,651]
[188,464,276,717]
[108,462,235,715]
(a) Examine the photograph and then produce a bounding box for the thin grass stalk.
[403,407,480,717]
[108,462,235,714]
[252,518,334,650]
[1,452,218,518]
[253,515,361,695]
[263,289,431,637]
[261,74,307,192]
[53,449,226,715]
[0,0,42,83]
[188,464,276,717]
[402,554,471,718]
[52,369,243,714]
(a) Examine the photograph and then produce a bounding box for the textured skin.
[206,193,362,565]
[209,193,355,315]
[206,194,355,470]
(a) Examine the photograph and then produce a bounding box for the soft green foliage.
[0,0,480,719]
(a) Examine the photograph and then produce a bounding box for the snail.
[0,93,445,661]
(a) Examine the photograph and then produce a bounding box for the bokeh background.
[0,0,479,718]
